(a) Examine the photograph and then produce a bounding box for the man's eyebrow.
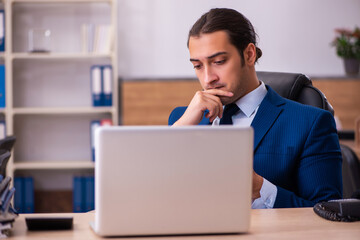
[190,52,228,62]
[207,52,227,59]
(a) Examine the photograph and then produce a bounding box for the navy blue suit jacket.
[168,86,343,208]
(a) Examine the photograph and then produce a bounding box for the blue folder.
[84,176,95,211]
[24,177,34,213]
[0,10,4,52]
[0,65,5,108]
[14,177,24,213]
[90,120,101,162]
[73,176,85,213]
[102,65,112,106]
[90,65,103,107]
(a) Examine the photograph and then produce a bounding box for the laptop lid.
[93,126,253,236]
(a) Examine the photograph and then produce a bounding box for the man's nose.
[203,66,218,84]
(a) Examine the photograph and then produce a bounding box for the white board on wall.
[117,0,360,78]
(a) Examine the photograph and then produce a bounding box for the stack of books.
[0,175,18,237]
[81,24,112,54]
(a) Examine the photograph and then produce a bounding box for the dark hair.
[188,8,262,64]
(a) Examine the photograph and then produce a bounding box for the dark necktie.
[219,103,240,125]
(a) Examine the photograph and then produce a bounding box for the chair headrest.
[256,71,312,100]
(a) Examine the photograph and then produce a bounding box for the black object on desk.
[313,199,360,222]
[25,217,73,231]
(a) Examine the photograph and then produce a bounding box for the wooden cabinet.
[312,78,360,130]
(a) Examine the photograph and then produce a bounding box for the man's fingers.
[177,89,229,125]
[202,96,223,121]
[201,92,224,118]
[203,89,234,97]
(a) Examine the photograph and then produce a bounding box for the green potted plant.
[332,27,360,76]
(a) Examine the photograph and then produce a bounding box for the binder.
[23,177,34,213]
[90,66,102,107]
[0,10,4,52]
[90,120,101,162]
[13,177,23,213]
[73,176,84,213]
[84,176,94,212]
[0,65,5,108]
[102,66,113,106]
[0,121,5,140]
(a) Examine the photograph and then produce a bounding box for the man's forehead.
[188,31,233,59]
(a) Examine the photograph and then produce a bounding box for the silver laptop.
[92,126,253,237]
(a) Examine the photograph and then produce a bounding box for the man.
[172,8,342,208]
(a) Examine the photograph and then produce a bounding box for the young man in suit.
[172,8,342,208]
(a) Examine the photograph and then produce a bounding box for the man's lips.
[205,84,226,90]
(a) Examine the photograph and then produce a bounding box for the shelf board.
[11,52,112,60]
[13,161,95,170]
[13,106,115,115]
[11,0,112,3]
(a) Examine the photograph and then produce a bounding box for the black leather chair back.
[341,144,360,198]
[257,71,334,115]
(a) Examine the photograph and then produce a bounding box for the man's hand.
[173,89,233,126]
[252,171,263,201]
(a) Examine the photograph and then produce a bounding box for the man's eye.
[193,65,202,70]
[214,60,226,65]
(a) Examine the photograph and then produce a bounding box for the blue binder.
[0,65,5,108]
[90,65,103,106]
[73,176,85,212]
[24,177,34,213]
[90,120,101,162]
[102,65,112,106]
[14,177,24,213]
[84,176,95,211]
[0,10,4,52]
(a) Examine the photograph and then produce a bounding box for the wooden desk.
[10,208,360,239]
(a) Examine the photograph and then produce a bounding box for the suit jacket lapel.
[251,86,286,151]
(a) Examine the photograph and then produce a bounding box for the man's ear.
[243,43,256,66]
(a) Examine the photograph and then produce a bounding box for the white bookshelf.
[1,0,118,205]
[12,52,113,59]
[14,161,95,170]
[13,107,114,114]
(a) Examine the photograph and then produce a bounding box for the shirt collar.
[234,81,267,117]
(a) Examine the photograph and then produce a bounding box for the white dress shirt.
[212,81,277,209]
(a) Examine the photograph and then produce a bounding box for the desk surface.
[9,208,360,239]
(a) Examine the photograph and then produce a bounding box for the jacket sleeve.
[273,110,343,208]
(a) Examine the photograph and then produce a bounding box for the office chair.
[341,144,360,198]
[0,136,16,152]
[168,71,333,125]
[0,149,11,177]
[0,136,16,177]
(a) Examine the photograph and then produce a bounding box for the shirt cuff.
[251,178,277,209]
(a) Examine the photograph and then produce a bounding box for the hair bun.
[256,47,262,60]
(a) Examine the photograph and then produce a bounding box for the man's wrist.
[252,172,263,200]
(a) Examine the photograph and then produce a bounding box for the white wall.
[117,0,360,78]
